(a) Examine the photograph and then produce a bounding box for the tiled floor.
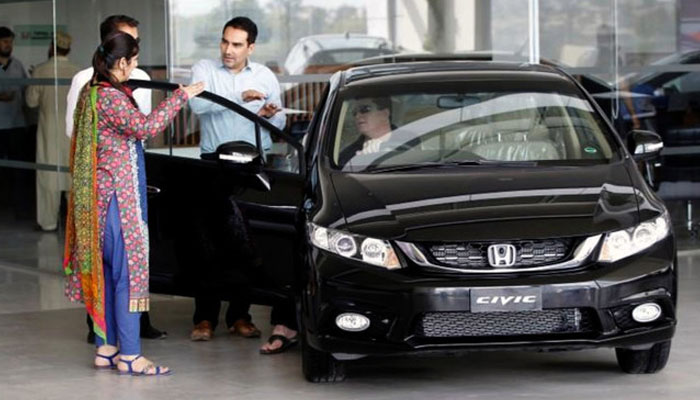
[0,202,699,399]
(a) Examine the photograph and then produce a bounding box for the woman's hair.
[92,31,139,101]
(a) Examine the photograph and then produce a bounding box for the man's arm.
[188,61,228,115]
[25,66,43,108]
[25,83,41,109]
[263,70,286,131]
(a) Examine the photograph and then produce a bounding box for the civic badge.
[487,244,517,267]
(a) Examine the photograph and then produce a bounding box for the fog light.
[632,303,662,323]
[335,313,370,332]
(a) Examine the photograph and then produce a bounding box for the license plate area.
[470,287,542,312]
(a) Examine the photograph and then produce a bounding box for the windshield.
[331,86,617,172]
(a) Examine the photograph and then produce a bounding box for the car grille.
[427,239,572,270]
[416,308,598,337]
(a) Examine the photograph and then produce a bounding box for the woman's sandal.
[118,355,172,376]
[94,350,120,370]
[259,334,298,355]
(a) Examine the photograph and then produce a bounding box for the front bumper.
[301,238,677,356]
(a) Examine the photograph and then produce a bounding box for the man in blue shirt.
[189,17,298,355]
[190,17,285,155]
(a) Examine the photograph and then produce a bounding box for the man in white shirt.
[64,15,164,343]
[65,15,151,138]
[338,97,395,166]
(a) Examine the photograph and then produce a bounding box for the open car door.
[127,79,306,305]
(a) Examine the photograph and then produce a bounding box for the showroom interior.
[0,0,699,397]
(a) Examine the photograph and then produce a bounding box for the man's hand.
[257,103,280,118]
[242,89,266,102]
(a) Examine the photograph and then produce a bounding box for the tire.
[301,337,346,383]
[615,341,672,374]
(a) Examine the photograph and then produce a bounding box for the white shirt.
[359,132,393,155]
[65,67,152,138]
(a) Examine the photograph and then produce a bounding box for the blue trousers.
[95,194,141,355]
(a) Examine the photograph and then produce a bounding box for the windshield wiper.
[366,160,538,173]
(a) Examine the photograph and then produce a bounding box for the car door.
[130,80,307,304]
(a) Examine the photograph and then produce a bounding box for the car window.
[332,88,616,172]
[662,72,700,93]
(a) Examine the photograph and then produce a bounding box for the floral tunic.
[66,85,188,312]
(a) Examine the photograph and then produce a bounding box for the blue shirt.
[189,59,286,154]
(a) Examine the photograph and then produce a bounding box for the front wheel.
[301,337,346,383]
[615,341,672,374]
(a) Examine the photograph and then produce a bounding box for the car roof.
[341,61,574,86]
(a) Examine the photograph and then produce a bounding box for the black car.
[134,61,676,383]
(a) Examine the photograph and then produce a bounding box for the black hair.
[371,97,391,111]
[92,31,139,104]
[100,15,139,42]
[223,16,257,44]
[55,45,70,57]
[0,26,14,39]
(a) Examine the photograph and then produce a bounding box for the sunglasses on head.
[352,104,377,116]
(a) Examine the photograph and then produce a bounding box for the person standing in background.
[0,26,32,221]
[25,32,79,232]
[0,26,27,157]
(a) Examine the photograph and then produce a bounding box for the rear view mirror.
[437,95,481,109]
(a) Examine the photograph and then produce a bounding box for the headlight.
[598,212,671,263]
[308,223,402,269]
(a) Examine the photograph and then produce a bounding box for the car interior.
[334,92,614,167]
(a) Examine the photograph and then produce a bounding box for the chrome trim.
[487,244,517,267]
[395,235,602,274]
[634,141,664,156]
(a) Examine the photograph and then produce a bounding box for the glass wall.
[1,0,699,271]
[0,0,166,272]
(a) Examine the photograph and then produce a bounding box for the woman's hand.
[180,82,205,99]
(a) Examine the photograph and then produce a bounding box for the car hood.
[329,163,641,241]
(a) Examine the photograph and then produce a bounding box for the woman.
[63,31,204,376]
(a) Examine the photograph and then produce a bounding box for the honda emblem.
[487,244,516,267]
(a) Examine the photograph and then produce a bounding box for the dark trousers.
[192,294,296,330]
[0,127,35,220]
[270,298,297,330]
[193,291,252,330]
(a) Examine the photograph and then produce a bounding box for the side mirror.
[214,141,262,166]
[202,141,271,191]
[629,130,663,161]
